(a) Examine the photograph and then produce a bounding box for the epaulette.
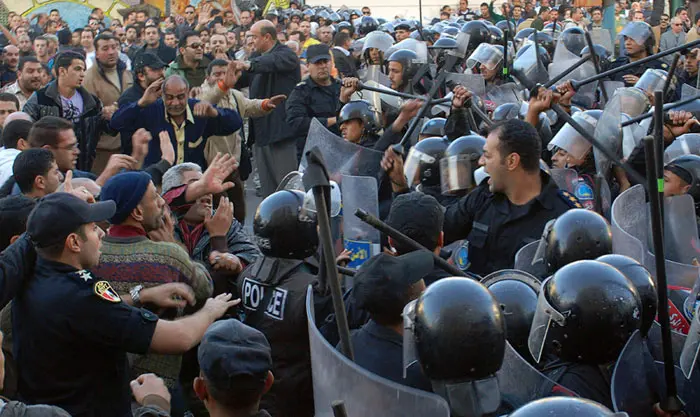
[296,81,306,87]
[661,62,668,69]
[558,189,584,209]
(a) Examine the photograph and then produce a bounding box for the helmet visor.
[302,181,342,217]
[614,87,650,117]
[528,276,567,363]
[634,69,668,94]
[404,147,437,187]
[467,43,504,71]
[362,30,395,53]
[681,306,700,379]
[440,155,474,194]
[620,21,652,47]
[402,299,419,378]
[547,113,597,160]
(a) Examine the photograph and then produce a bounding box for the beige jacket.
[198,81,271,163]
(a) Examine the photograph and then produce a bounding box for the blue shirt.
[13,257,158,417]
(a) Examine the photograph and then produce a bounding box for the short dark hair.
[54,51,85,74]
[73,28,84,35]
[13,148,55,193]
[0,93,19,111]
[207,58,228,76]
[538,6,550,14]
[125,24,138,33]
[481,2,489,7]
[50,9,59,14]
[2,119,33,149]
[440,11,450,16]
[333,31,350,47]
[490,119,541,173]
[185,5,196,11]
[0,195,36,252]
[260,24,277,41]
[675,6,687,15]
[591,6,602,13]
[28,116,74,148]
[93,33,117,49]
[91,7,102,14]
[144,24,160,33]
[33,35,48,44]
[179,30,200,48]
[290,30,305,42]
[36,224,87,259]
[205,374,268,411]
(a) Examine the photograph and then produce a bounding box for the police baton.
[621,93,700,127]
[332,401,349,417]
[566,39,700,91]
[653,90,665,223]
[356,82,452,104]
[584,31,609,103]
[354,208,481,280]
[303,147,354,361]
[643,134,684,414]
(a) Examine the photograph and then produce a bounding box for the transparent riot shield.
[589,28,614,54]
[299,119,385,184]
[601,81,625,108]
[611,185,700,290]
[680,312,700,417]
[361,31,395,56]
[548,168,579,194]
[497,341,579,409]
[549,42,597,109]
[485,83,522,108]
[664,134,700,163]
[654,194,700,265]
[611,330,665,417]
[445,72,486,98]
[341,175,380,270]
[513,240,548,279]
[306,286,451,417]
[678,84,700,113]
[512,43,549,86]
[646,321,687,365]
[594,94,622,179]
[358,65,399,111]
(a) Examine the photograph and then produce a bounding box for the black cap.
[198,319,272,389]
[27,193,116,248]
[133,52,167,72]
[306,44,332,64]
[353,251,434,317]
[386,192,444,248]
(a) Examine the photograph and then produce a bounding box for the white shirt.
[0,148,21,187]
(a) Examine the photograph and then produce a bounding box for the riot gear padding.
[337,100,381,135]
[420,118,447,137]
[596,254,658,337]
[359,16,379,35]
[413,277,506,380]
[619,21,655,55]
[559,26,586,56]
[404,136,449,187]
[665,154,700,205]
[387,49,421,82]
[440,135,486,194]
[528,260,642,364]
[253,190,319,259]
[481,270,541,359]
[544,209,613,273]
[509,397,624,417]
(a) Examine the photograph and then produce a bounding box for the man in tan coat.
[83,33,134,175]
[197,59,286,222]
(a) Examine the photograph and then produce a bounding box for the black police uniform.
[443,174,582,276]
[13,258,158,417]
[607,56,667,86]
[285,77,342,160]
[541,360,614,409]
[238,256,330,417]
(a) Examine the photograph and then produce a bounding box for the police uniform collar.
[306,75,338,88]
[536,172,558,210]
[362,319,402,346]
[35,256,88,278]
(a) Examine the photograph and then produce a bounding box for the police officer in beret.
[14,192,239,417]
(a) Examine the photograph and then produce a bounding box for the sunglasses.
[187,43,203,49]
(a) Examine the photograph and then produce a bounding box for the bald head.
[251,20,277,53]
[162,75,189,117]
[4,111,31,127]
[3,45,19,69]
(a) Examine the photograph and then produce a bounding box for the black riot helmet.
[493,102,522,122]
[481,270,541,360]
[559,26,587,55]
[596,254,658,337]
[433,36,458,69]
[403,136,449,188]
[513,28,535,49]
[407,277,505,417]
[528,260,641,364]
[487,24,504,44]
[509,397,623,417]
[543,209,613,274]
[459,20,491,57]
[337,100,381,135]
[440,134,486,195]
[528,31,555,57]
[358,16,379,35]
[665,154,700,207]
[387,49,420,86]
[420,117,447,138]
[253,190,319,259]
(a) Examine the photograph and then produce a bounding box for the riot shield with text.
[341,175,380,270]
[306,286,451,417]
[513,241,548,279]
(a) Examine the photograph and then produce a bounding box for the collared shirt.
[165,103,196,165]
[332,46,350,56]
[0,81,29,109]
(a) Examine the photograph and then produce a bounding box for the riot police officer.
[419,118,446,141]
[238,190,331,417]
[386,49,422,94]
[528,260,642,408]
[609,21,667,86]
[664,154,700,232]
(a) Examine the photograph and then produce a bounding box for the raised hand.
[138,78,164,108]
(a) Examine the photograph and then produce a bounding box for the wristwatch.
[130,285,144,306]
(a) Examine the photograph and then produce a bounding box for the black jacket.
[133,42,177,65]
[236,42,301,147]
[443,174,582,276]
[331,47,358,78]
[23,81,112,172]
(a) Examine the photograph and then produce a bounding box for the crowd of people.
[0,0,697,416]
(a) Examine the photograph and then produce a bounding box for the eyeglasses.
[187,43,203,49]
[673,23,682,26]
[363,11,371,15]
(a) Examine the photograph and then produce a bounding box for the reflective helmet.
[387,49,421,82]
[253,190,319,259]
[329,12,341,23]
[379,22,394,33]
[597,254,658,337]
[440,134,486,194]
[665,154,700,205]
[544,209,613,274]
[529,260,641,364]
[404,137,449,187]
[420,117,447,137]
[513,28,535,49]
[358,16,379,35]
[495,20,515,34]
[337,100,381,135]
[514,42,551,67]
[459,20,492,56]
[510,397,623,417]
[433,37,458,69]
[487,24,504,44]
[558,26,586,55]
[620,21,655,55]
[481,270,541,359]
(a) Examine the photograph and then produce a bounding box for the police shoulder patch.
[558,190,584,209]
[94,281,121,303]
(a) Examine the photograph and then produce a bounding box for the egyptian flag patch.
[94,281,121,303]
